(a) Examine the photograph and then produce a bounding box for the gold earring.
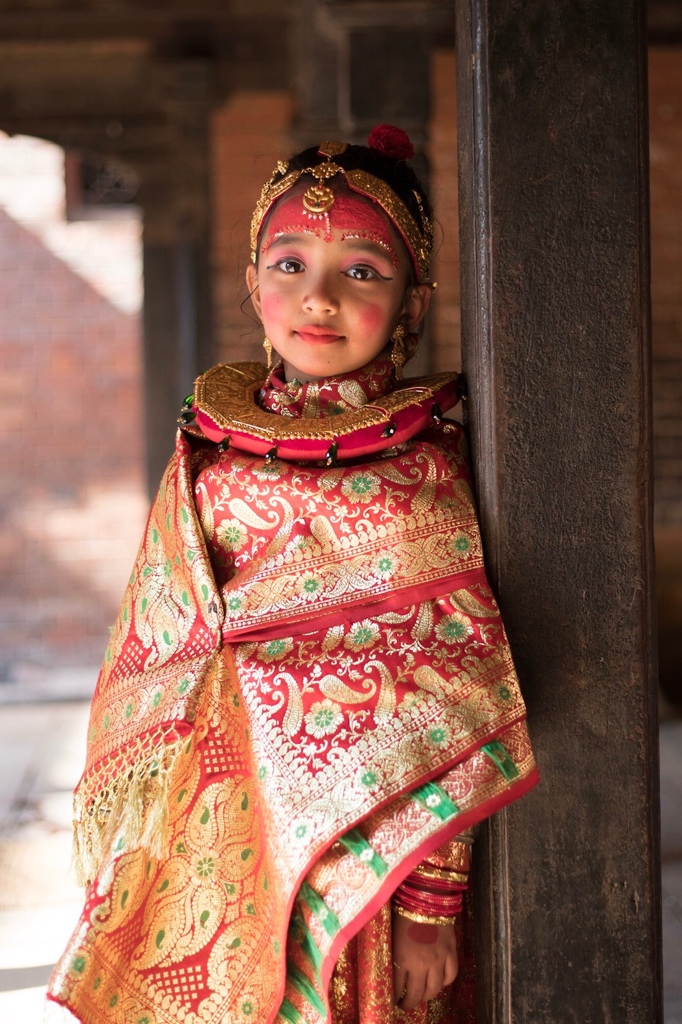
[263,337,273,370]
[390,323,407,379]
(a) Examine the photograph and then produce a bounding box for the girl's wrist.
[392,862,468,924]
[393,904,459,926]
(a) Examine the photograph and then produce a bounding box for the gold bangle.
[393,904,458,926]
[412,864,469,885]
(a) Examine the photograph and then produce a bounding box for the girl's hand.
[392,910,458,1009]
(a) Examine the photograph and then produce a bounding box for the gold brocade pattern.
[192,362,458,445]
[71,441,222,886]
[423,837,472,874]
[196,424,484,641]
[283,720,532,1023]
[223,595,524,858]
[50,657,532,1024]
[51,659,289,1024]
[48,365,538,1024]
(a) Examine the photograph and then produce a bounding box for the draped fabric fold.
[48,359,537,1024]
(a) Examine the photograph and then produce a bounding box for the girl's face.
[246,185,432,382]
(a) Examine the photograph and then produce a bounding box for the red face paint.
[358,304,385,335]
[260,188,400,268]
[260,293,285,321]
[406,922,440,945]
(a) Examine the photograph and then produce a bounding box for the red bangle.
[393,876,465,919]
[392,864,469,921]
[393,890,464,917]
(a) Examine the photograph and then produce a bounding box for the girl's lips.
[295,327,344,343]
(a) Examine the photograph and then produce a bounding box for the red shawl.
[48,356,537,1024]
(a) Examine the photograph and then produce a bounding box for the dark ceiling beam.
[648,0,682,43]
[0,2,287,28]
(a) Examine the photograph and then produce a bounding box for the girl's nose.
[302,273,340,315]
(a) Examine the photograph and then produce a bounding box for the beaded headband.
[249,139,433,283]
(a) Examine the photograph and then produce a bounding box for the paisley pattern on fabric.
[47,361,538,1024]
[50,657,532,1024]
[197,427,483,642]
[70,444,223,882]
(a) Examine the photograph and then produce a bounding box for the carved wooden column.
[455,0,661,1019]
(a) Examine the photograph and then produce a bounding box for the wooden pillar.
[139,60,215,495]
[455,0,661,1019]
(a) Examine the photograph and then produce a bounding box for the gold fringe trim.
[72,728,189,887]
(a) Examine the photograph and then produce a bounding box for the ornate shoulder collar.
[182,362,461,464]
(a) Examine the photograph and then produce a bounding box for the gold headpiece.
[249,141,433,282]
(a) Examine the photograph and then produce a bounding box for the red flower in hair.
[367,124,415,161]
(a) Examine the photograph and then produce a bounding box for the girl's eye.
[272,257,304,274]
[344,265,389,281]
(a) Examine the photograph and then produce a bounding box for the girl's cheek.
[261,293,285,321]
[358,303,385,335]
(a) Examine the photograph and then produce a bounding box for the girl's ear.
[245,263,262,320]
[402,283,433,330]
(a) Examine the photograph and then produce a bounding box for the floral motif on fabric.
[48,654,534,1024]
[194,426,483,642]
[46,376,538,1024]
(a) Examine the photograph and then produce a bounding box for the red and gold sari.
[47,355,537,1024]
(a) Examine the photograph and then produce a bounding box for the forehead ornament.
[302,183,336,215]
[250,137,432,281]
[301,144,347,217]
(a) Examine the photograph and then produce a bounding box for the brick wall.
[0,134,146,687]
[211,91,295,364]
[429,49,461,373]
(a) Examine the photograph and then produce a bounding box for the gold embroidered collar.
[184,361,460,463]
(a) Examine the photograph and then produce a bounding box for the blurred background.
[0,0,679,1020]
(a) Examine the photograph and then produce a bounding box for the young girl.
[48,126,538,1024]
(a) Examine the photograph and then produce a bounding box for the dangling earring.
[390,323,408,379]
[263,337,273,370]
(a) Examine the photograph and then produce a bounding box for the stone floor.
[0,701,680,1022]
[0,702,89,1022]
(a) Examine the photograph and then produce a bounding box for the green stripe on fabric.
[287,962,327,1018]
[482,740,519,781]
[410,781,460,821]
[290,914,323,976]
[298,881,341,938]
[337,827,388,878]
[278,998,303,1024]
